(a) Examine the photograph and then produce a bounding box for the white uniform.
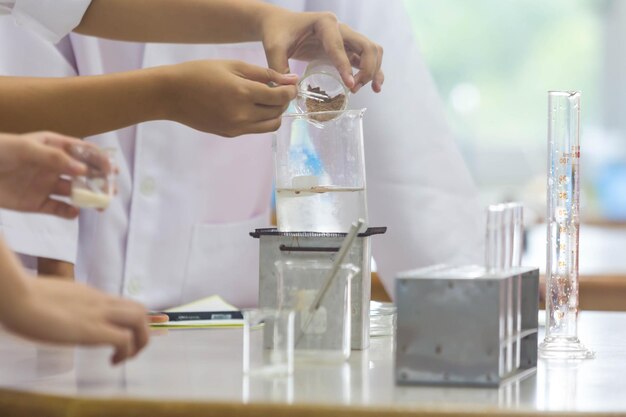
[0,0,90,43]
[0,0,90,266]
[0,0,483,310]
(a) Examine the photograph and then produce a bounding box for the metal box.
[251,227,386,350]
[395,265,539,387]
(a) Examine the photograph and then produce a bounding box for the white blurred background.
[406,0,626,275]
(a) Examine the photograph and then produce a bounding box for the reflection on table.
[0,312,626,416]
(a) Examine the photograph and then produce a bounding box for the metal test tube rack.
[395,204,539,387]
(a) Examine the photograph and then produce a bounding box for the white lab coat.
[0,0,90,43]
[0,0,483,310]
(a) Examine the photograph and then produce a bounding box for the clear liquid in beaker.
[275,186,367,232]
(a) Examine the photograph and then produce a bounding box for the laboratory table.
[0,311,625,417]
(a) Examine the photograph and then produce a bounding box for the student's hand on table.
[260,10,384,93]
[0,132,95,218]
[1,277,149,365]
[161,60,297,137]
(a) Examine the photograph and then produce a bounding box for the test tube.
[539,91,593,359]
[486,203,524,271]
[510,203,524,268]
[486,205,505,272]
[503,206,514,270]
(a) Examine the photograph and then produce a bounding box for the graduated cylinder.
[540,91,592,359]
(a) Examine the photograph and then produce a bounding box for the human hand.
[1,277,149,365]
[260,10,384,93]
[147,312,169,324]
[161,60,297,137]
[0,132,101,218]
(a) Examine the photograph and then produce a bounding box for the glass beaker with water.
[275,259,360,363]
[274,109,368,233]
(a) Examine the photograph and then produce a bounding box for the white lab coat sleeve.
[304,0,485,295]
[0,210,79,263]
[10,0,92,43]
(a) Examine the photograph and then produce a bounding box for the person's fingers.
[69,144,113,175]
[31,132,93,175]
[372,69,385,93]
[147,313,169,324]
[34,131,83,150]
[348,52,361,69]
[339,23,383,93]
[110,329,134,365]
[40,198,80,219]
[252,104,289,121]
[33,145,87,177]
[92,323,133,365]
[246,81,297,106]
[371,44,384,93]
[314,14,354,89]
[351,44,379,93]
[106,303,149,356]
[236,63,298,86]
[347,52,384,92]
[52,178,72,197]
[263,39,291,75]
[245,117,283,135]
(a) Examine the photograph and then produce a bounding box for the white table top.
[0,311,624,415]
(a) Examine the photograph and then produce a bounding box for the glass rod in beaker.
[539,91,593,359]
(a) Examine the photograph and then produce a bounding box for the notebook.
[150,295,243,329]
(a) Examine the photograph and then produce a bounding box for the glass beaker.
[539,91,593,359]
[274,259,360,363]
[274,109,368,233]
[70,146,117,209]
[243,308,295,378]
[295,59,349,116]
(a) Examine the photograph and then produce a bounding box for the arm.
[75,0,383,93]
[0,69,163,137]
[0,238,149,364]
[0,60,296,137]
[76,0,272,44]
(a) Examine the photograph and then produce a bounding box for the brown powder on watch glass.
[305,86,346,122]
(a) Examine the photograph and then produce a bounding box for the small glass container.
[243,308,295,377]
[275,259,359,363]
[70,146,117,209]
[369,301,396,337]
[295,60,349,119]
